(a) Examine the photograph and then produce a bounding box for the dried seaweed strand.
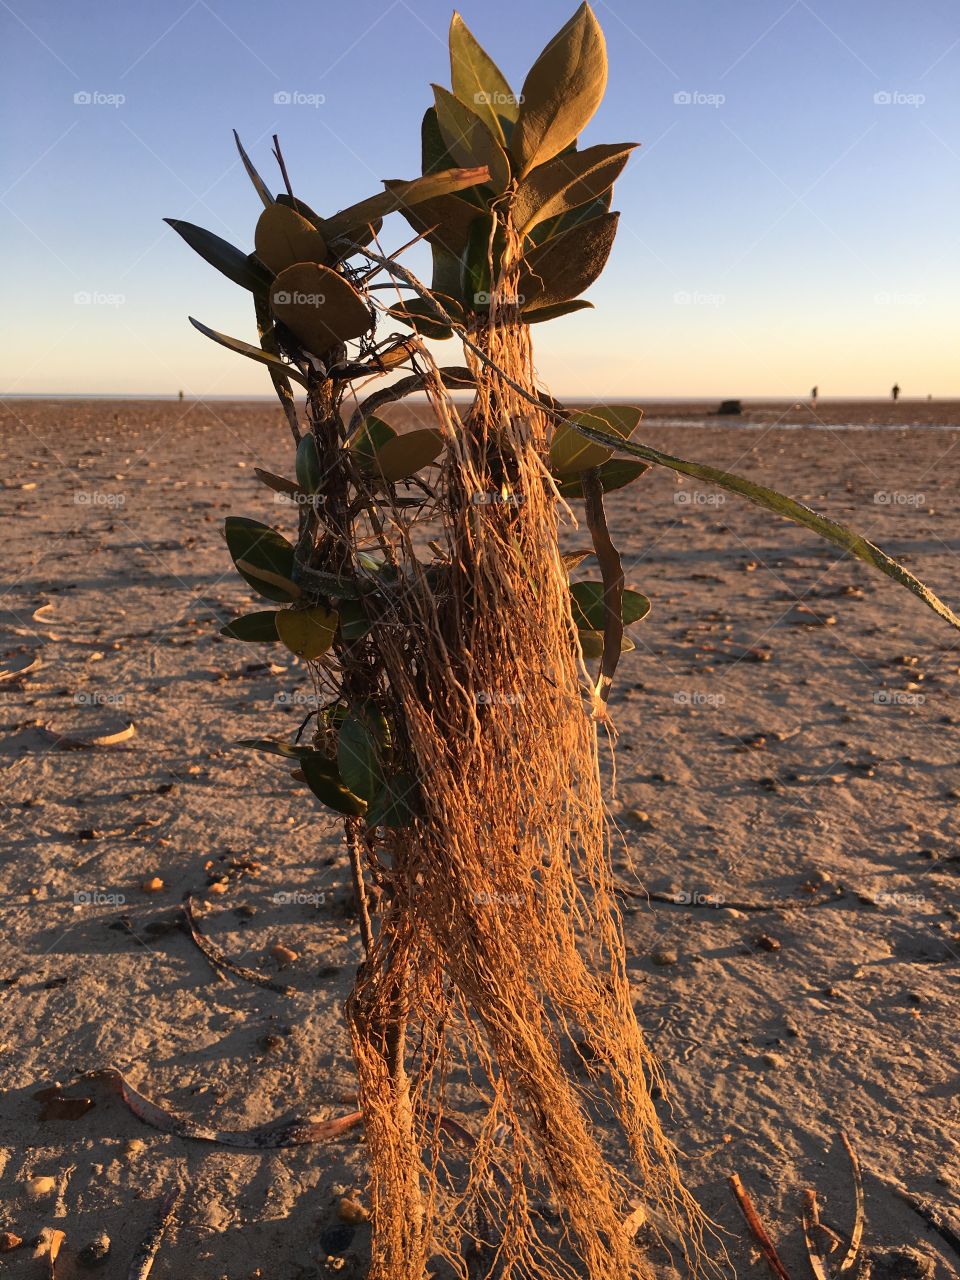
[729,1173,794,1280]
[182,893,295,995]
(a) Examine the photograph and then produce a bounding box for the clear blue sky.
[1,0,958,397]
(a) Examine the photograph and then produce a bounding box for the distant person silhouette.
[811,385,818,406]
[178,389,184,402]
[891,383,901,402]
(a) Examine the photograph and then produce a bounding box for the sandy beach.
[1,398,957,1278]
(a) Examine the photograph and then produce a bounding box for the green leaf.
[460,214,509,310]
[188,317,308,386]
[233,130,273,207]
[295,433,323,493]
[276,606,339,659]
[301,755,367,816]
[254,203,328,275]
[271,263,373,354]
[348,415,397,469]
[514,142,636,234]
[397,192,484,258]
[551,405,642,474]
[276,192,323,226]
[578,629,636,659]
[449,13,519,143]
[555,458,649,497]
[366,772,420,830]
[387,298,456,341]
[164,220,272,295]
[337,713,383,801]
[432,244,463,298]
[522,300,594,325]
[237,737,315,760]
[561,416,960,631]
[432,85,511,192]
[338,599,372,640]
[519,212,620,308]
[570,581,651,629]
[421,106,457,175]
[254,467,300,496]
[373,429,445,482]
[530,189,612,246]
[511,3,608,178]
[220,610,280,641]
[321,167,492,245]
[224,516,299,603]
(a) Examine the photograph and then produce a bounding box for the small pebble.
[337,1196,370,1225]
[0,1232,22,1252]
[78,1231,111,1267]
[650,946,678,967]
[141,876,164,893]
[753,933,781,953]
[761,1051,785,1069]
[24,1175,56,1201]
[271,944,299,968]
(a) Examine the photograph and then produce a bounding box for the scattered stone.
[259,1033,285,1054]
[24,1175,56,1201]
[753,933,781,953]
[870,1246,936,1280]
[78,1231,111,1267]
[0,1232,22,1252]
[650,946,678,967]
[625,808,652,826]
[271,943,299,968]
[140,876,164,893]
[125,1138,146,1156]
[234,904,257,919]
[337,1196,370,1225]
[761,1052,785,1069]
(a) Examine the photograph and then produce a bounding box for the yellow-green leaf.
[514,142,637,234]
[551,405,642,474]
[254,204,328,275]
[373,429,444,482]
[449,12,519,143]
[276,606,339,659]
[432,85,511,193]
[579,629,635,659]
[511,3,608,178]
[321,167,491,245]
[271,263,372,354]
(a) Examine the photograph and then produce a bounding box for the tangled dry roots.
[346,260,711,1280]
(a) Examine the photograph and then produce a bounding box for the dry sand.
[1,398,957,1278]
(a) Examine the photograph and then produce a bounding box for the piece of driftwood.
[728,1172,794,1280]
[127,1187,181,1280]
[182,893,295,995]
[85,1067,363,1149]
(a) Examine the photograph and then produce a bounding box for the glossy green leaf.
[271,263,373,353]
[511,3,608,177]
[295,433,323,493]
[530,189,612,245]
[188,317,308,387]
[433,85,511,192]
[254,468,300,496]
[397,191,483,258]
[276,606,338,659]
[561,415,960,630]
[164,220,272,294]
[220,610,280,642]
[224,516,299,603]
[321,167,491,245]
[301,754,367,816]
[578,629,636,659]
[338,599,373,640]
[422,106,458,175]
[254,203,328,274]
[514,142,636,233]
[276,192,323,226]
[237,737,315,760]
[519,212,620,308]
[348,415,397,469]
[366,772,420,830]
[387,299,454,341]
[432,243,463,298]
[449,12,519,142]
[555,458,649,497]
[373,429,445,482]
[570,581,651,629]
[551,405,642,474]
[338,713,382,801]
[522,300,594,325]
